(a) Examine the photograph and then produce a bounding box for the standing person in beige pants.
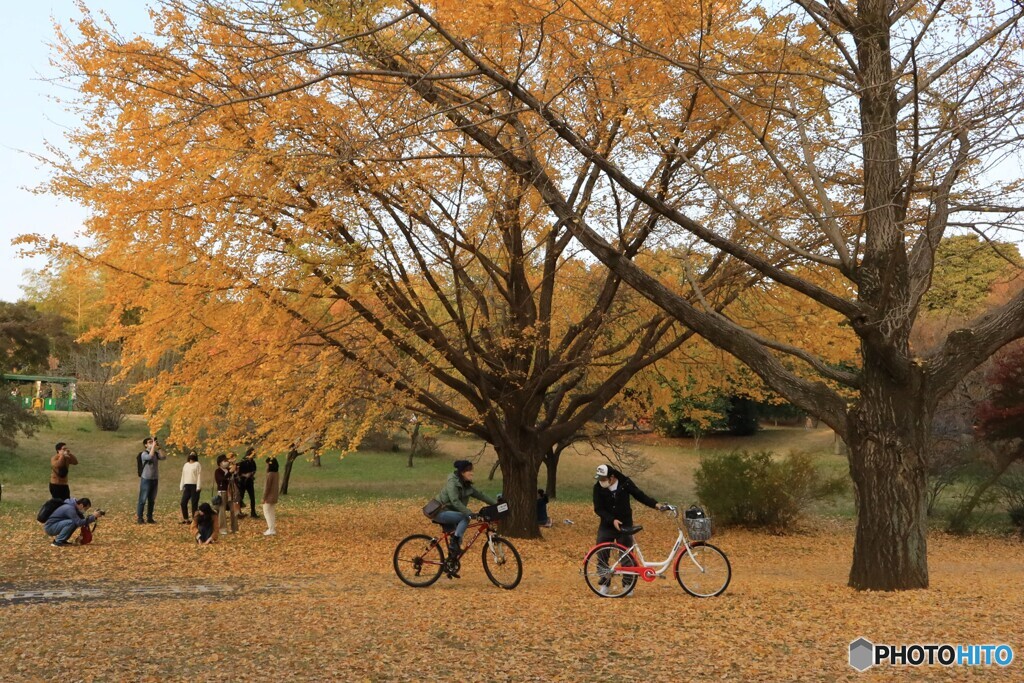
[262,452,280,536]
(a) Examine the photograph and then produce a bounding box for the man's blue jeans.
[434,510,471,539]
[44,519,78,544]
[137,478,159,521]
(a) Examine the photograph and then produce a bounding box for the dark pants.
[596,526,637,585]
[238,477,257,515]
[180,484,199,519]
[137,478,158,521]
[537,498,550,524]
[49,483,71,501]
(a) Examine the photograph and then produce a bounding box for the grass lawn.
[1,413,841,510]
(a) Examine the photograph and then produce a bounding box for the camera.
[96,509,106,517]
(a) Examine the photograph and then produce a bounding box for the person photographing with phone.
[49,442,78,500]
[136,437,166,524]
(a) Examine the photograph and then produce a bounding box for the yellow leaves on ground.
[1,501,1022,681]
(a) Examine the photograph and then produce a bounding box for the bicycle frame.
[591,509,705,582]
[434,518,499,554]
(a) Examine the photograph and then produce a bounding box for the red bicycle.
[393,503,523,590]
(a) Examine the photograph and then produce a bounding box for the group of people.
[41,438,282,547]
[47,435,661,572]
[164,443,281,542]
[205,448,280,540]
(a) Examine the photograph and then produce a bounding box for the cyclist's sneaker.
[445,559,461,579]
[598,582,611,596]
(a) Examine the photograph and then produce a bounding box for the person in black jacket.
[593,463,666,594]
[593,463,665,545]
[237,447,259,519]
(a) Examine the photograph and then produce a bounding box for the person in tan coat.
[262,453,280,536]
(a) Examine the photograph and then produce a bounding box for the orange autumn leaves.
[2,501,1023,681]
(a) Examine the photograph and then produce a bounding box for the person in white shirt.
[179,451,202,524]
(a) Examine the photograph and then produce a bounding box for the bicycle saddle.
[620,525,643,535]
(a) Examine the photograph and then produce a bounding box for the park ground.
[1,414,1022,681]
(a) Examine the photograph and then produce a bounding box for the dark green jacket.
[438,472,496,514]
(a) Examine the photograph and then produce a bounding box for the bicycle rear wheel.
[393,534,445,587]
[674,542,731,597]
[481,536,523,589]
[583,543,637,598]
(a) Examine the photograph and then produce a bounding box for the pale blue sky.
[0,1,152,302]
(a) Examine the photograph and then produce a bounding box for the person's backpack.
[36,498,64,523]
[137,451,145,477]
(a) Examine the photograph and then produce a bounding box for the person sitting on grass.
[44,497,104,547]
[537,488,552,528]
[191,502,217,545]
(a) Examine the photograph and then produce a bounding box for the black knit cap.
[453,459,473,473]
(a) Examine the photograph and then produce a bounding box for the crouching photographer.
[43,497,105,547]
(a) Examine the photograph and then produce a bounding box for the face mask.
[599,479,612,489]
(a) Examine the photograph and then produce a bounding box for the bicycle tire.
[582,543,637,598]
[481,536,523,589]
[393,534,445,587]
[674,541,731,597]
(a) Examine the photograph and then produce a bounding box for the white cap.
[595,464,610,479]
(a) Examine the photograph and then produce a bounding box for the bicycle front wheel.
[481,536,523,589]
[394,534,445,587]
[674,542,731,597]
[582,543,637,598]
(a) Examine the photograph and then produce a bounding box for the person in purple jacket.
[44,497,105,547]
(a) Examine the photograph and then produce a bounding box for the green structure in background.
[3,375,77,412]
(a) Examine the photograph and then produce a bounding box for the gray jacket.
[141,449,166,480]
[46,498,95,528]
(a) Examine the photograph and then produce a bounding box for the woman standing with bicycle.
[434,460,497,560]
[593,464,667,593]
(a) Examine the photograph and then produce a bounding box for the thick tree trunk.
[280,450,300,495]
[847,373,931,590]
[494,446,541,538]
[543,449,560,499]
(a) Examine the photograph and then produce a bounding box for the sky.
[0,1,153,303]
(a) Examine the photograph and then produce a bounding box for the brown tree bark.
[493,443,542,538]
[280,448,301,496]
[846,356,931,590]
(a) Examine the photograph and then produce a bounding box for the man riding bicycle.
[593,463,667,594]
[435,460,497,562]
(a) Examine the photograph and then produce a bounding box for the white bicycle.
[582,504,731,598]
